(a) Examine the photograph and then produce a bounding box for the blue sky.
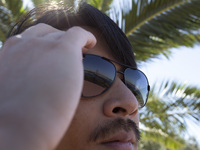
[23,0,200,144]
[140,45,200,88]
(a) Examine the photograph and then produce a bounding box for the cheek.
[132,112,140,127]
[70,100,102,139]
[57,100,102,149]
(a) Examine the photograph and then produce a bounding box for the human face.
[56,28,140,150]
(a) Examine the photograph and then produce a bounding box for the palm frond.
[81,0,113,12]
[31,0,75,7]
[112,0,200,62]
[140,80,200,146]
[140,128,185,150]
[31,0,47,7]
[0,0,26,42]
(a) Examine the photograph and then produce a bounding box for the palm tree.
[140,81,200,149]
[111,0,200,62]
[0,0,200,149]
[0,0,27,44]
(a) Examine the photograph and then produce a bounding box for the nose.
[103,77,139,119]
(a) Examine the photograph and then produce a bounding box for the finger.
[21,23,61,37]
[42,30,66,40]
[61,27,97,53]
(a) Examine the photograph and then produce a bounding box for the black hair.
[8,2,137,67]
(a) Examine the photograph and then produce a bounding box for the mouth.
[100,131,136,150]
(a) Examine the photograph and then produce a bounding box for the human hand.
[0,24,96,150]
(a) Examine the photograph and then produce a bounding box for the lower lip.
[102,141,134,150]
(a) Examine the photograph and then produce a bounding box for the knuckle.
[65,26,88,41]
[67,26,85,34]
[24,23,53,33]
[35,23,50,29]
[8,35,21,42]
[3,35,21,48]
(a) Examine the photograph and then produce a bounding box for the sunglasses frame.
[82,54,150,108]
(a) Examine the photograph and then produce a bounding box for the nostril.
[112,107,126,113]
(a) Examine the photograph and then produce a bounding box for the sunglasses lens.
[124,68,149,107]
[82,55,116,97]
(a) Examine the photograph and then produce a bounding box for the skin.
[0,24,139,150]
[57,27,140,150]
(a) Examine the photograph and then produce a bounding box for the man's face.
[56,28,140,150]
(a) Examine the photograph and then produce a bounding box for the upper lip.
[100,130,136,145]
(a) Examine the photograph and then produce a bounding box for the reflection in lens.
[84,71,112,88]
[82,55,116,97]
[82,80,105,97]
[124,68,148,107]
[126,84,144,106]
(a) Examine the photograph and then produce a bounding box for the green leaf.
[140,80,200,149]
[0,0,26,42]
[141,128,185,150]
[113,0,200,61]
[82,0,113,12]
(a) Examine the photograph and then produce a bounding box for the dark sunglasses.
[82,54,150,108]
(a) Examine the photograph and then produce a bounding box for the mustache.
[89,118,140,143]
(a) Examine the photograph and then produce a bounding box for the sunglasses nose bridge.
[116,70,125,82]
[116,70,124,74]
